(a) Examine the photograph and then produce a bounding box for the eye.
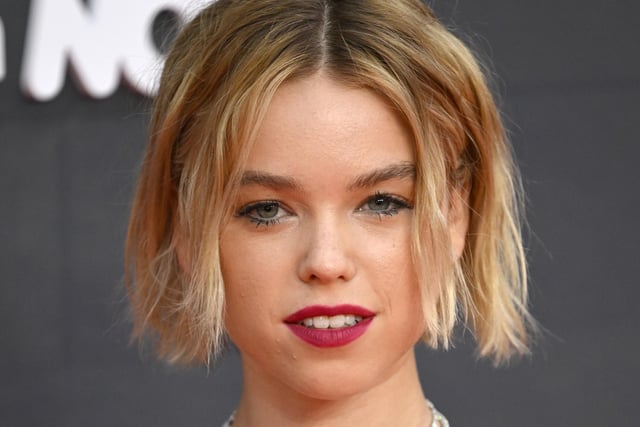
[357,192,413,218]
[367,195,392,211]
[254,203,279,219]
[236,200,291,227]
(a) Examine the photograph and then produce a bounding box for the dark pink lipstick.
[284,304,375,348]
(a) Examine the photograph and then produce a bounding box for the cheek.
[364,226,422,312]
[220,233,289,335]
[220,237,257,332]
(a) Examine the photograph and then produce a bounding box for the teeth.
[313,316,329,329]
[299,314,364,329]
[345,314,356,326]
[329,314,345,328]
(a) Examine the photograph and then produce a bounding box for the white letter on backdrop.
[21,0,213,101]
[21,0,121,100]
[115,0,187,97]
[116,0,214,96]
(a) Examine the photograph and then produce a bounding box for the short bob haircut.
[126,0,534,366]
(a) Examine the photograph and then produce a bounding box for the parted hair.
[126,0,535,366]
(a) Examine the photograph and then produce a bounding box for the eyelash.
[357,192,413,219]
[235,192,413,227]
[236,200,288,228]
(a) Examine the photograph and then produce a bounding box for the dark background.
[1,1,638,426]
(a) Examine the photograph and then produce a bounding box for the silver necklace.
[223,399,450,426]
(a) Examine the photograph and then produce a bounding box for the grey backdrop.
[1,1,639,426]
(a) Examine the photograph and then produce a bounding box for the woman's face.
[220,73,426,401]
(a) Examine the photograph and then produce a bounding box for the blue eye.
[358,193,412,218]
[236,201,289,227]
[367,195,392,211]
[254,202,279,219]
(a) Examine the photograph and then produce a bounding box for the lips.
[284,305,375,348]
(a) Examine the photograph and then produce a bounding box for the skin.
[219,72,467,426]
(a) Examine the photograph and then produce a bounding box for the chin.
[282,359,390,402]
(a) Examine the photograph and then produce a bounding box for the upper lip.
[284,304,375,323]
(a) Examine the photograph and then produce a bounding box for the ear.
[448,186,470,261]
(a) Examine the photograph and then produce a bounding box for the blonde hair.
[126,0,534,366]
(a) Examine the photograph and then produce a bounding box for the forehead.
[245,72,414,180]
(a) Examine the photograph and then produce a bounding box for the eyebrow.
[239,161,416,192]
[240,170,303,191]
[347,161,416,190]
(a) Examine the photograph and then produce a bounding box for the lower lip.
[285,317,374,348]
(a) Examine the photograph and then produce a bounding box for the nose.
[296,216,356,284]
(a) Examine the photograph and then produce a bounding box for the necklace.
[427,399,450,427]
[222,399,450,427]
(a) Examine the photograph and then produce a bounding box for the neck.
[232,348,432,427]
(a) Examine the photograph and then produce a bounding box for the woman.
[126,0,535,425]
